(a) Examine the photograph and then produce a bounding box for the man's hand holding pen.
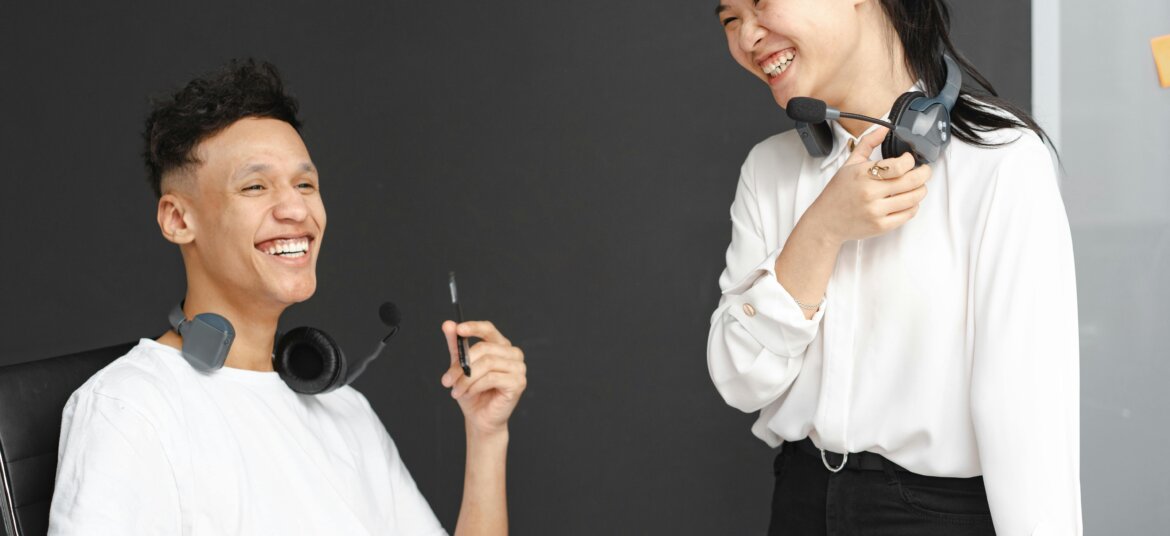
[441,274,523,536]
[440,320,527,438]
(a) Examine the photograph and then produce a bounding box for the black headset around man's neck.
[167,301,400,394]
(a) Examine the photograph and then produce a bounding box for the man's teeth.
[763,51,796,76]
[264,238,310,257]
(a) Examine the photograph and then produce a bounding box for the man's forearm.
[453,425,509,536]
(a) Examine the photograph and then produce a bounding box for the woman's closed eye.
[716,3,740,28]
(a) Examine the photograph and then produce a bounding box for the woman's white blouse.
[707,120,1082,535]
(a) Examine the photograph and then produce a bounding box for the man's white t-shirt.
[48,338,447,536]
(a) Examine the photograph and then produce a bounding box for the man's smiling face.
[168,117,327,309]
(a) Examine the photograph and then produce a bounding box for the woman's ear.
[158,193,195,245]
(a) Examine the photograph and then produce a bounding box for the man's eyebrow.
[715,4,730,17]
[233,163,271,181]
[231,162,316,181]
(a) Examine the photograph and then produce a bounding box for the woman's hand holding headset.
[774,126,933,319]
[805,127,932,244]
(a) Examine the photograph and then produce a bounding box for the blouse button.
[743,303,757,317]
[847,139,857,152]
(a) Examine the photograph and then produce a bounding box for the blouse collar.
[816,81,925,170]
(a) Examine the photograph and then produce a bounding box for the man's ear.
[158,193,195,245]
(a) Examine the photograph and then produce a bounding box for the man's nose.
[272,184,308,222]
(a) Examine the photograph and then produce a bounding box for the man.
[48,59,527,535]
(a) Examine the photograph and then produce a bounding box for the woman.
[706,1,1081,534]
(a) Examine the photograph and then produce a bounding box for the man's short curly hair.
[142,59,302,197]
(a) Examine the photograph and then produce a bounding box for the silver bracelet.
[794,296,824,311]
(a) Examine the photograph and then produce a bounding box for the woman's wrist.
[795,208,845,249]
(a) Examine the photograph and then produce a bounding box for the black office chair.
[0,342,134,536]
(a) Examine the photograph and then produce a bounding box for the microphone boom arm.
[836,112,896,131]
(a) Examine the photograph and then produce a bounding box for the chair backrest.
[0,342,134,536]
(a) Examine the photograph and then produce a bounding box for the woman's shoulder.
[946,122,1056,199]
[953,126,1048,158]
[738,129,807,189]
[947,125,1063,218]
[744,129,806,166]
[946,100,1055,177]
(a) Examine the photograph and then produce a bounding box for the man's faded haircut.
[141,58,302,197]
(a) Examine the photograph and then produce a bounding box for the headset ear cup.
[273,327,347,394]
[882,91,925,160]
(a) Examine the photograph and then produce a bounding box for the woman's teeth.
[763,50,796,77]
[263,238,310,257]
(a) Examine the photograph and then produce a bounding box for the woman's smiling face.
[717,0,867,109]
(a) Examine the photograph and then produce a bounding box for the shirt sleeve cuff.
[720,249,825,357]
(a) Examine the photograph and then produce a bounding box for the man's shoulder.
[68,339,188,417]
[315,385,385,431]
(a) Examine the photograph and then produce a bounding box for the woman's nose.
[738,16,766,54]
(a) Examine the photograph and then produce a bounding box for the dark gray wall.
[0,2,1030,534]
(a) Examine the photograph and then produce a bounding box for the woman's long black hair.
[880,0,1051,148]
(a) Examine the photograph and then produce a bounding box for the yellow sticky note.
[1153,34,1170,88]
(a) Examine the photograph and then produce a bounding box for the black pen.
[448,271,472,377]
